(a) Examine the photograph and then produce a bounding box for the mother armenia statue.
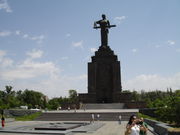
[94,14,116,46]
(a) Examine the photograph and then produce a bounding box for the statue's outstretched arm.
[106,20,110,28]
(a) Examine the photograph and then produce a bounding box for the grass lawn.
[15,111,42,121]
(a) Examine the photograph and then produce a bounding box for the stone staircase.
[35,111,137,121]
[83,103,124,109]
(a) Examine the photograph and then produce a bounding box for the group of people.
[91,114,100,123]
[125,115,148,135]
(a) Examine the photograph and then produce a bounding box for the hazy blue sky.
[0,0,180,98]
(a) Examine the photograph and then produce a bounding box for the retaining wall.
[144,118,180,135]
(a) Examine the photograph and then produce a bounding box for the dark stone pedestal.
[79,45,125,103]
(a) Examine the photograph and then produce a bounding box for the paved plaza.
[0,109,154,135]
[0,120,154,135]
[75,121,154,135]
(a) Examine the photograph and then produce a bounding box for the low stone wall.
[144,118,162,128]
[144,118,180,135]
[155,123,169,135]
[3,109,41,117]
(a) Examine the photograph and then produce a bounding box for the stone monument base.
[79,92,131,103]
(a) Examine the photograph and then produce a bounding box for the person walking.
[1,113,5,128]
[91,114,95,123]
[119,115,122,124]
[97,114,100,121]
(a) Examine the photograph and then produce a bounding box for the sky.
[0,0,180,98]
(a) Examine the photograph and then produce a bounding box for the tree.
[48,98,60,110]
[16,90,24,104]
[131,91,140,101]
[5,86,13,95]
[21,89,45,109]
[2,86,19,108]
[68,90,78,104]
[148,90,180,126]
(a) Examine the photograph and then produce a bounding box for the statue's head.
[102,14,106,19]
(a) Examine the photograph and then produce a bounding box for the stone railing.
[144,118,180,135]
[3,109,41,117]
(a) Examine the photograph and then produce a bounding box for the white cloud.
[33,73,87,97]
[176,49,180,53]
[0,50,88,97]
[1,58,13,67]
[123,73,180,91]
[0,30,45,44]
[23,34,29,38]
[12,72,87,98]
[0,62,86,97]
[30,35,45,44]
[0,49,58,81]
[0,58,59,81]
[132,48,138,53]
[114,16,126,24]
[0,30,11,37]
[167,40,175,46]
[0,0,12,13]
[66,33,71,37]
[90,48,97,53]
[22,33,45,44]
[15,30,21,35]
[61,56,68,60]
[0,50,6,57]
[0,50,13,67]
[72,40,83,48]
[26,49,43,59]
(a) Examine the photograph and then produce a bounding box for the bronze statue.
[94,14,116,46]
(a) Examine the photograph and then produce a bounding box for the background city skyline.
[0,0,180,98]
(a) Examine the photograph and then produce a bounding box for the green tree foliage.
[68,89,78,103]
[148,90,180,126]
[124,89,180,126]
[21,89,46,109]
[131,91,141,101]
[0,86,79,110]
[0,86,46,109]
[48,98,60,110]
[47,90,78,110]
[129,89,173,103]
[0,86,20,109]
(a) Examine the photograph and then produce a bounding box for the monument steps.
[35,111,137,121]
[84,103,124,109]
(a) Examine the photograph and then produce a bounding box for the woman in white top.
[126,115,140,135]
